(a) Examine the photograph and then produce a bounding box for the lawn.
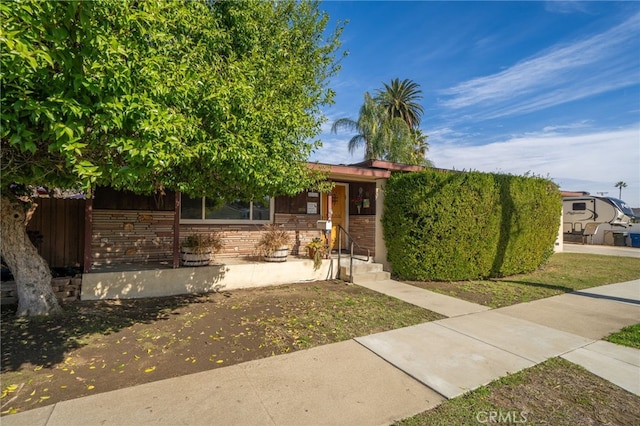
[1,252,638,420]
[404,253,640,307]
[395,357,640,426]
[398,324,640,425]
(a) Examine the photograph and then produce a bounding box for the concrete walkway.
[3,279,639,426]
[563,242,640,258]
[357,279,639,399]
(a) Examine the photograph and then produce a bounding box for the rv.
[563,196,639,245]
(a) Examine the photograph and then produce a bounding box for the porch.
[81,253,371,301]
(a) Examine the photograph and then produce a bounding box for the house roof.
[307,160,434,182]
[347,159,425,173]
[561,190,590,197]
[307,162,392,181]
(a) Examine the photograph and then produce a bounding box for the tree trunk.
[1,194,61,316]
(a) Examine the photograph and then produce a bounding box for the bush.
[382,170,561,281]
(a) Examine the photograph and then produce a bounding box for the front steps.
[339,260,390,283]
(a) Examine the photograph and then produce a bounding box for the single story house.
[24,160,424,300]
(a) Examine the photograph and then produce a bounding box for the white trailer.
[563,196,638,245]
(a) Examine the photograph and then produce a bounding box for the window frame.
[572,202,587,211]
[179,194,274,224]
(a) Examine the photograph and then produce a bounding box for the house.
[24,160,424,301]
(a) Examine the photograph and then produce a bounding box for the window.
[180,194,272,223]
[572,202,587,211]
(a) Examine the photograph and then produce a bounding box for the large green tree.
[331,78,431,166]
[0,0,343,316]
[330,92,384,160]
[376,78,424,129]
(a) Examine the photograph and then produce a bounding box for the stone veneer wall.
[348,215,376,258]
[90,211,375,266]
[1,276,82,305]
[181,213,325,259]
[92,210,174,266]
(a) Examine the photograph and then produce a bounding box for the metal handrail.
[333,224,370,283]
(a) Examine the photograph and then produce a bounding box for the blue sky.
[310,1,640,207]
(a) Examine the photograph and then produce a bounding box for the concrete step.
[352,271,391,282]
[345,262,383,273]
[339,262,389,282]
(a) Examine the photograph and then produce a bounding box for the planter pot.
[180,248,213,267]
[264,246,289,263]
[307,247,318,259]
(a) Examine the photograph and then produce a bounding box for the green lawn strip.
[395,358,640,426]
[405,253,640,308]
[604,324,640,349]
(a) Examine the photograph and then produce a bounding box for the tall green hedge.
[382,170,561,281]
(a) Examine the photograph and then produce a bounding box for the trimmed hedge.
[382,170,561,281]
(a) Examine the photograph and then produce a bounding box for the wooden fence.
[27,198,86,268]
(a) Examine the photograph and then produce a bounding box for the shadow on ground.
[0,294,213,372]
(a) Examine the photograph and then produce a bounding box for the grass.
[2,253,638,418]
[395,358,640,426]
[397,253,640,425]
[605,324,640,349]
[405,253,640,308]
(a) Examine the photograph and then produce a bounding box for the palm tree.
[331,92,384,160]
[615,181,627,199]
[332,79,433,166]
[376,78,424,129]
[410,129,434,167]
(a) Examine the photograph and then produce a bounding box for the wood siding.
[27,198,86,268]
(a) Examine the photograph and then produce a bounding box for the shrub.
[255,224,292,257]
[382,170,561,280]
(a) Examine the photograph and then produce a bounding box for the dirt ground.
[2,279,639,424]
[1,280,438,415]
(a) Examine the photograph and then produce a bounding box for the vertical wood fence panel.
[27,198,86,268]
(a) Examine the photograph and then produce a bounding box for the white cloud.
[439,13,640,119]
[541,120,591,133]
[310,134,361,165]
[429,126,640,206]
[544,1,591,15]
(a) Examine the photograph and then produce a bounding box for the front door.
[322,184,347,250]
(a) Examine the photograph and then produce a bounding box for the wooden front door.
[322,184,347,250]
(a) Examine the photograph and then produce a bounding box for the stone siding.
[348,215,376,258]
[91,210,174,266]
[1,276,82,305]
[181,213,325,258]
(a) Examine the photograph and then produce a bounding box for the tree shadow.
[496,279,575,294]
[491,176,513,277]
[0,292,225,373]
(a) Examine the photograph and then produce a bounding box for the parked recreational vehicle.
[563,196,636,235]
[563,196,640,246]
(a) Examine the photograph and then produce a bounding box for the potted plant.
[305,237,326,270]
[255,224,291,262]
[180,233,223,266]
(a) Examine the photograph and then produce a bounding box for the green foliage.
[305,237,326,270]
[382,170,561,280]
[331,78,431,166]
[1,0,343,200]
[604,323,640,349]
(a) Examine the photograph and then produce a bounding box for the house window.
[180,194,273,223]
